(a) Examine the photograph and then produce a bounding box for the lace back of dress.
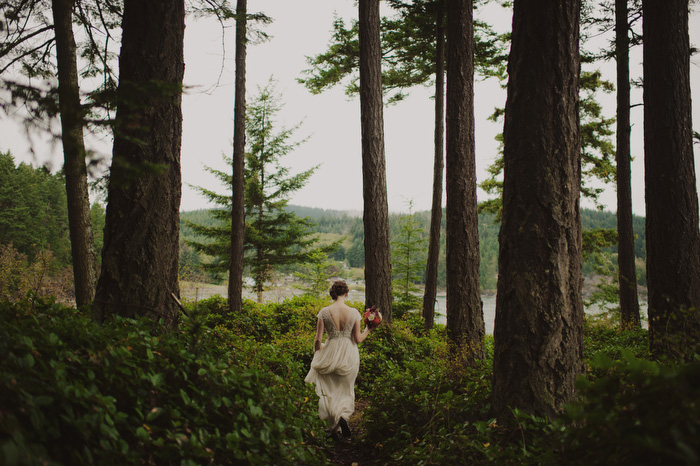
[323,309,354,340]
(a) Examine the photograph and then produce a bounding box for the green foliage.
[560,353,700,465]
[181,207,633,295]
[298,1,509,101]
[357,315,449,397]
[583,318,651,364]
[0,243,74,304]
[192,294,329,368]
[293,250,341,298]
[391,202,427,311]
[187,82,338,298]
[0,152,71,267]
[361,336,516,465]
[0,154,106,299]
[0,299,327,465]
[479,68,618,215]
[89,202,105,267]
[3,288,697,465]
[358,317,698,465]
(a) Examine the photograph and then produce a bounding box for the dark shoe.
[338,418,351,438]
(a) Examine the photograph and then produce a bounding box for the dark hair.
[329,280,349,300]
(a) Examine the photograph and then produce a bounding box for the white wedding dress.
[304,307,360,432]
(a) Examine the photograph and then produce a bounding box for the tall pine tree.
[93,0,186,328]
[359,0,394,322]
[643,0,700,359]
[445,0,484,356]
[492,0,584,418]
[188,82,337,302]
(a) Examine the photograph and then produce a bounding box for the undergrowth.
[360,315,699,465]
[0,297,327,465]
[2,295,699,465]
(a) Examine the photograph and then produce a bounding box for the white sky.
[2,1,699,216]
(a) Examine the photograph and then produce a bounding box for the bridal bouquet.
[363,306,382,330]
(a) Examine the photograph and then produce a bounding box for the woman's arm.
[313,318,325,352]
[353,319,371,344]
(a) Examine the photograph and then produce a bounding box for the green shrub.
[583,318,650,379]
[357,318,448,396]
[361,332,496,463]
[559,352,700,465]
[193,295,323,344]
[0,299,327,465]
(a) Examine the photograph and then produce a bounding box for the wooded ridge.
[179,205,648,292]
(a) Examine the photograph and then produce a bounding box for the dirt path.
[326,400,378,466]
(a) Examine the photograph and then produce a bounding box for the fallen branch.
[171,292,189,317]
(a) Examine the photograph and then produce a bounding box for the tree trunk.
[93,0,185,329]
[422,2,446,331]
[615,0,641,330]
[229,0,247,314]
[492,0,584,419]
[256,204,264,303]
[51,0,97,308]
[359,0,393,322]
[643,0,700,359]
[445,0,484,355]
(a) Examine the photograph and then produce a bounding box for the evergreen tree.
[445,0,484,356]
[52,0,98,308]
[391,202,427,312]
[422,0,445,331]
[359,0,394,322]
[581,0,644,330]
[492,0,584,418]
[229,0,247,314]
[293,250,339,298]
[300,0,506,328]
[479,68,617,219]
[93,0,186,328]
[643,0,700,359]
[613,0,642,330]
[188,82,337,302]
[0,152,70,265]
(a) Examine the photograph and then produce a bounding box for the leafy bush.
[193,294,323,343]
[583,318,651,377]
[6,291,690,465]
[358,319,697,466]
[560,352,700,465]
[0,299,327,465]
[357,317,448,396]
[0,244,74,305]
[361,336,520,465]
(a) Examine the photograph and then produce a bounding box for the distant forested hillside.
[180,206,646,291]
[0,149,645,294]
[0,150,647,294]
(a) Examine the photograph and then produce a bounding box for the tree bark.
[359,0,393,322]
[492,0,584,418]
[229,0,247,313]
[93,0,185,329]
[643,0,700,359]
[422,2,446,331]
[445,0,484,355]
[51,0,97,308]
[615,0,641,330]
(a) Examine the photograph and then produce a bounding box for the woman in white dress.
[305,280,372,438]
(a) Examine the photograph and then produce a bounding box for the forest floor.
[326,400,378,466]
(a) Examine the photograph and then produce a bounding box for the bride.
[304,280,373,438]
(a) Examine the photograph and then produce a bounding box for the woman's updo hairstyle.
[329,280,349,300]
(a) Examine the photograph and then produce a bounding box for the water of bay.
[433,295,648,334]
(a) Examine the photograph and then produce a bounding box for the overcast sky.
[2,1,699,216]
